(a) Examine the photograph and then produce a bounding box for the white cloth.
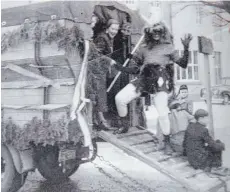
[115,83,171,135]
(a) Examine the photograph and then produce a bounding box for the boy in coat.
[183,109,229,176]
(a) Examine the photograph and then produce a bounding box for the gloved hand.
[114,64,139,74]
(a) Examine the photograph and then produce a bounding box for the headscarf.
[106,19,120,29]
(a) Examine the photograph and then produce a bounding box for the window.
[150,1,160,7]
[125,0,134,4]
[175,50,199,82]
[213,51,222,84]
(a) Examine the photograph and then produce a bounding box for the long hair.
[143,22,174,49]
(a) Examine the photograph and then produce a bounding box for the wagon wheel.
[1,145,28,192]
[36,145,80,182]
[37,138,98,182]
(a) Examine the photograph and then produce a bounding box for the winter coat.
[183,122,225,169]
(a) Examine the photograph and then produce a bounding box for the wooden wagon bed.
[98,127,230,192]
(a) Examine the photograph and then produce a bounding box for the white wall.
[171,2,230,98]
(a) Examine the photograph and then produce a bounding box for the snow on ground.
[19,105,230,192]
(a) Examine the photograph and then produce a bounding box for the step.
[98,130,229,192]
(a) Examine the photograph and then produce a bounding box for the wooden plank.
[158,154,182,162]
[25,104,70,110]
[98,130,199,192]
[134,141,157,153]
[170,161,189,169]
[143,147,158,154]
[2,105,28,109]
[130,138,155,146]
[122,134,155,146]
[2,104,70,111]
[5,64,60,89]
[117,130,148,139]
[185,170,204,179]
[148,151,171,162]
[1,78,75,89]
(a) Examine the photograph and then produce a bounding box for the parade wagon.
[1,1,229,192]
[1,1,144,191]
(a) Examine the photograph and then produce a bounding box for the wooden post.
[204,54,214,137]
[198,36,214,137]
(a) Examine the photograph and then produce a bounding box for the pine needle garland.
[1,19,84,54]
[1,116,85,150]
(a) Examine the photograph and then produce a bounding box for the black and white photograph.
[1,0,230,191]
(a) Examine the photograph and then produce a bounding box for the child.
[169,85,193,114]
[169,102,195,154]
[183,109,229,176]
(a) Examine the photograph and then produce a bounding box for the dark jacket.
[183,122,225,169]
[94,32,114,56]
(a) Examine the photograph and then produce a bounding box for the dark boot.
[164,135,173,155]
[113,117,129,134]
[98,112,115,131]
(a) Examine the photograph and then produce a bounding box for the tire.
[37,145,80,182]
[1,145,27,192]
[223,94,229,105]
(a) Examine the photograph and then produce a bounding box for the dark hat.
[194,109,209,120]
[179,84,188,91]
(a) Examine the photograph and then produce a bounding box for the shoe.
[113,127,129,134]
[97,112,114,131]
[163,135,173,155]
[113,117,129,134]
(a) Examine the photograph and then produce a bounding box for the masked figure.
[114,22,192,155]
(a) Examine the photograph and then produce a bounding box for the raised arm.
[170,34,193,69]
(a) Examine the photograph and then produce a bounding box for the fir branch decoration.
[1,19,85,54]
[1,116,85,150]
[57,24,85,57]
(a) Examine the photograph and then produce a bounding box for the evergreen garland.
[1,19,85,54]
[1,19,95,150]
[1,116,85,150]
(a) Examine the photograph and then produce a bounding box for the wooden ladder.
[98,127,230,192]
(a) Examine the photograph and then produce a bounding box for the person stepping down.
[113,21,192,156]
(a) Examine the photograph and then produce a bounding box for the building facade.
[122,0,230,100]
[2,0,230,100]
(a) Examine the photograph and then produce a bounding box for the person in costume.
[113,21,192,154]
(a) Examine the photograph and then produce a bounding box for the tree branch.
[172,3,201,17]
[200,1,230,14]
[209,10,230,23]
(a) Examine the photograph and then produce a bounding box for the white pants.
[115,83,170,135]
